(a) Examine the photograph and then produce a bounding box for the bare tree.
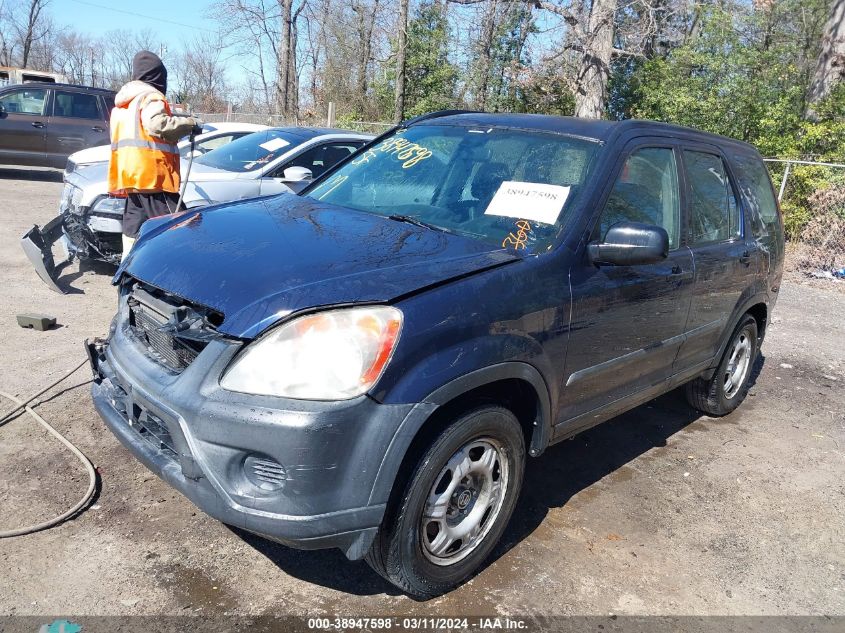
[351,0,380,111]
[275,0,295,117]
[0,0,15,66]
[14,0,50,68]
[171,33,231,111]
[472,0,500,109]
[806,0,845,119]
[394,0,409,122]
[214,1,278,112]
[54,30,95,84]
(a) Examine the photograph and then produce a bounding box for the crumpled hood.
[119,194,519,339]
[114,80,162,108]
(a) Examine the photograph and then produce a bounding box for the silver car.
[21,127,373,292]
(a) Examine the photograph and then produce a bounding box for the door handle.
[739,250,752,266]
[91,126,104,132]
[31,121,44,128]
[670,265,682,275]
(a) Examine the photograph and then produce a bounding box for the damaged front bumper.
[88,294,431,559]
[21,210,123,293]
[20,214,71,294]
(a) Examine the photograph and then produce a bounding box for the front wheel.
[366,406,525,599]
[686,314,758,416]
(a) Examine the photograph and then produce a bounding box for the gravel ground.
[0,166,843,617]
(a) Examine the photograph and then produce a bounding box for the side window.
[0,88,47,115]
[53,91,100,119]
[732,154,779,226]
[684,150,741,244]
[599,147,681,250]
[185,134,238,157]
[277,142,361,179]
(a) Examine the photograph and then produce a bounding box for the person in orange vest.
[108,50,200,255]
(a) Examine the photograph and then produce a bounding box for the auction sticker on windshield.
[484,181,570,225]
[260,137,291,152]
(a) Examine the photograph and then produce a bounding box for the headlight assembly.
[220,306,403,400]
[91,195,127,215]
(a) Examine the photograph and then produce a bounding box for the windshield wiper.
[387,214,454,234]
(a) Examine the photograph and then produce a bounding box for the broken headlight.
[220,306,403,400]
[60,183,83,214]
[91,195,127,216]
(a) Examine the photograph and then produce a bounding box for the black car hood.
[119,194,519,338]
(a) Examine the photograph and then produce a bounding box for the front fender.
[367,360,553,507]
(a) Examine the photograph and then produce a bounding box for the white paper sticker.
[484,181,571,225]
[259,137,290,152]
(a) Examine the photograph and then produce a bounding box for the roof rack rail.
[400,109,480,127]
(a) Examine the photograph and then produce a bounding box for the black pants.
[122,191,181,238]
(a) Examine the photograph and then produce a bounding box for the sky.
[50,0,220,50]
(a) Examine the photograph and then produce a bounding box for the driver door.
[261,141,364,195]
[0,87,50,166]
[559,141,694,426]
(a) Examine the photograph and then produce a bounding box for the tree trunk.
[20,0,47,69]
[474,0,499,110]
[289,14,299,121]
[276,0,295,119]
[806,0,845,119]
[393,0,409,123]
[573,0,617,119]
[353,0,379,116]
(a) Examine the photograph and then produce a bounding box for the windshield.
[195,129,303,172]
[306,124,599,252]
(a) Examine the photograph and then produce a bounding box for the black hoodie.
[132,50,167,95]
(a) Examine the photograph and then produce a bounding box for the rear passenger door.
[46,89,109,167]
[673,145,758,371]
[561,142,695,423]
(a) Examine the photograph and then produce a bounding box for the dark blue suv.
[90,112,784,598]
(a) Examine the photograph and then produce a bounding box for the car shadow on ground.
[236,355,765,599]
[0,166,63,182]
[46,259,117,294]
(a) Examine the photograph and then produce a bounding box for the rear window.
[732,154,780,227]
[684,150,741,244]
[195,129,303,172]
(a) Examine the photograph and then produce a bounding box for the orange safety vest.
[108,92,180,194]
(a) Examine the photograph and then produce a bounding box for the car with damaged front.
[88,111,784,598]
[21,126,372,293]
[63,121,270,178]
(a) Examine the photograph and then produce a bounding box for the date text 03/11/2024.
[306,617,529,630]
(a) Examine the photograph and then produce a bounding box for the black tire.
[686,314,758,416]
[366,405,525,599]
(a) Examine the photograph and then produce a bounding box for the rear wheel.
[366,405,525,599]
[686,314,758,416]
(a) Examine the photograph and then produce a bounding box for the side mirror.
[0,102,6,114]
[588,221,669,266]
[281,166,313,183]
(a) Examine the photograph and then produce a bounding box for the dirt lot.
[0,166,843,618]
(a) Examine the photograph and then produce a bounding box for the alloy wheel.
[420,437,508,566]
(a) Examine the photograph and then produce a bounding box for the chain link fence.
[767,159,845,286]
